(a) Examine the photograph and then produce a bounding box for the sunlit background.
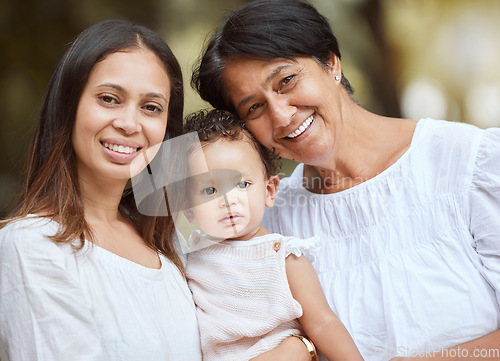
[1,0,499,216]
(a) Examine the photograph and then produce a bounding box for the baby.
[182,109,363,361]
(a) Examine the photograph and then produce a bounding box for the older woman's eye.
[281,75,294,85]
[278,75,296,92]
[248,103,262,114]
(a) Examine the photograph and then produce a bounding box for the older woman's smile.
[285,113,315,139]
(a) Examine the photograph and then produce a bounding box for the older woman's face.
[222,55,343,165]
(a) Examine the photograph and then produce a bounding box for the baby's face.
[186,138,277,240]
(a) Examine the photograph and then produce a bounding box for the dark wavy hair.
[184,109,281,178]
[192,0,354,113]
[3,19,185,273]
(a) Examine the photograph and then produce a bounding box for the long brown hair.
[2,19,185,274]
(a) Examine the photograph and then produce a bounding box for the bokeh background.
[1,0,500,216]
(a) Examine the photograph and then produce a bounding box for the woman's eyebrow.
[98,82,127,93]
[97,83,167,102]
[236,64,292,111]
[264,64,291,87]
[143,92,168,102]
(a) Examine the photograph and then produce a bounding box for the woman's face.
[72,48,170,186]
[222,55,343,166]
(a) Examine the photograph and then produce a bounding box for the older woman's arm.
[390,330,500,361]
[392,128,500,361]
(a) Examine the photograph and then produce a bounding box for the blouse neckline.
[294,118,427,198]
[25,213,168,280]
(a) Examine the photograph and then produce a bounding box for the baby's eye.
[236,181,250,189]
[202,187,217,196]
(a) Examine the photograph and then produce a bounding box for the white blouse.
[263,119,500,360]
[0,216,202,361]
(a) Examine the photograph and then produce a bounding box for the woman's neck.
[78,175,128,225]
[304,107,417,194]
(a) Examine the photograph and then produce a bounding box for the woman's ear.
[265,175,280,208]
[326,52,342,81]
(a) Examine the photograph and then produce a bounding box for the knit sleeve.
[285,236,320,263]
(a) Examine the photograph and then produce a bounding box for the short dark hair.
[184,109,281,178]
[192,0,353,113]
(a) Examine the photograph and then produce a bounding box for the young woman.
[0,19,201,361]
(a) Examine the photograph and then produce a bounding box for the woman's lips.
[285,113,315,139]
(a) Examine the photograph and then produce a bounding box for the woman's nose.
[112,106,141,134]
[268,96,296,128]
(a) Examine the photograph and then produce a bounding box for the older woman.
[192,0,500,360]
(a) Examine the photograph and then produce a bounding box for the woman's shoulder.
[0,216,67,260]
[417,118,484,145]
[1,215,59,237]
[412,119,486,168]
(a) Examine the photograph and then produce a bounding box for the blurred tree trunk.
[358,0,402,118]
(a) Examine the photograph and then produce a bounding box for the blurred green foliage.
[2,0,499,216]
[0,0,169,215]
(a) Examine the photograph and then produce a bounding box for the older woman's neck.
[304,104,416,193]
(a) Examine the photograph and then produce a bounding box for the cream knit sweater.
[186,233,318,361]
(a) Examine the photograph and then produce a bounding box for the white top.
[263,119,500,360]
[186,233,318,361]
[0,216,202,361]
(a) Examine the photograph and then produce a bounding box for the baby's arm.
[250,336,313,361]
[286,254,364,361]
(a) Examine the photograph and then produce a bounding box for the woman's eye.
[202,187,217,196]
[282,75,294,85]
[99,95,118,104]
[236,181,250,189]
[143,104,163,113]
[248,103,261,114]
[279,75,295,92]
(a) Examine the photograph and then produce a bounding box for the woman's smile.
[285,113,315,139]
[101,140,142,163]
[72,49,170,184]
[223,55,342,165]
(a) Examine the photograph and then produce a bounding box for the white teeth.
[286,114,314,139]
[103,142,138,154]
